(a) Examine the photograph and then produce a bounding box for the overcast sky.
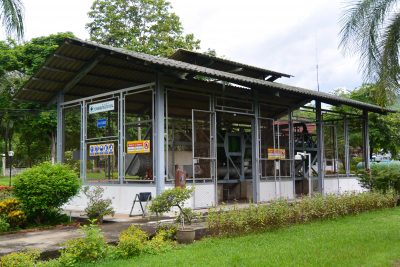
[1,0,362,93]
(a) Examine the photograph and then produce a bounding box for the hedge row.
[207,192,398,236]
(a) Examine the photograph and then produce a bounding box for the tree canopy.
[0,32,75,166]
[0,0,24,40]
[86,0,200,56]
[339,0,400,106]
[335,84,400,158]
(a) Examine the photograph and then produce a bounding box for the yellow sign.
[89,143,114,157]
[127,140,151,154]
[267,148,286,160]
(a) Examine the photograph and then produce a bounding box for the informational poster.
[89,143,114,156]
[267,148,286,160]
[127,140,151,154]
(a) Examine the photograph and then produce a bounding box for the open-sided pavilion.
[16,38,392,214]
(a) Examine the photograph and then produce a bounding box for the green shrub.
[83,186,115,223]
[145,230,175,254]
[117,224,148,258]
[64,151,80,175]
[0,216,9,232]
[149,187,194,224]
[0,249,40,267]
[36,258,62,267]
[358,162,400,193]
[0,198,26,228]
[207,191,398,236]
[0,186,13,200]
[175,207,200,225]
[58,221,108,266]
[13,162,80,224]
[0,198,20,214]
[117,224,175,258]
[156,224,177,241]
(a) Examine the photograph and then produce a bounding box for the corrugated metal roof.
[169,49,292,81]
[17,37,394,114]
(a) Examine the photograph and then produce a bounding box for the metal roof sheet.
[169,49,292,81]
[17,37,394,114]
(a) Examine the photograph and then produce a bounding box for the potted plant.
[149,187,196,244]
[83,186,115,224]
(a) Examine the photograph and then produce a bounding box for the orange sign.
[127,140,151,154]
[267,148,286,160]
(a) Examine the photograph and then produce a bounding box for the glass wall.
[166,89,210,182]
[348,118,364,174]
[63,104,81,175]
[124,90,153,182]
[85,96,119,183]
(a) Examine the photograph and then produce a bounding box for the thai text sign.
[267,148,286,160]
[89,143,114,156]
[88,100,115,114]
[127,140,150,154]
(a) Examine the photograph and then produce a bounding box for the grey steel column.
[363,110,370,170]
[252,90,260,202]
[80,100,87,182]
[289,109,295,198]
[316,101,324,194]
[155,73,165,195]
[344,118,350,176]
[119,93,124,184]
[56,94,64,163]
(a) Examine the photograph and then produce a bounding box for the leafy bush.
[0,216,10,232]
[207,191,398,236]
[36,258,62,267]
[358,162,400,193]
[64,151,80,175]
[83,186,115,223]
[145,229,175,254]
[0,198,26,228]
[116,224,175,258]
[156,224,177,241]
[0,186,13,200]
[0,198,20,214]
[13,162,80,224]
[117,224,148,258]
[0,249,40,267]
[58,221,108,266]
[175,207,200,225]
[149,187,194,224]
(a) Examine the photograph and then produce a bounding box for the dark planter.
[176,227,195,244]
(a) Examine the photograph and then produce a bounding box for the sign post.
[8,151,14,186]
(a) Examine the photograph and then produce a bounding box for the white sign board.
[88,100,115,114]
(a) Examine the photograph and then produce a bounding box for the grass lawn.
[0,176,12,186]
[80,207,400,267]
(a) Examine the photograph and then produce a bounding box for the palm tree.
[0,0,24,40]
[339,0,400,106]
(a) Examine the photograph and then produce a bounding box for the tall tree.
[0,33,74,166]
[86,0,200,56]
[0,0,24,40]
[339,0,400,106]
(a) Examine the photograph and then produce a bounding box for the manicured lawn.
[80,207,400,267]
[0,176,12,186]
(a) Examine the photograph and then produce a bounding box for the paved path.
[0,203,251,258]
[0,214,207,258]
[0,214,166,257]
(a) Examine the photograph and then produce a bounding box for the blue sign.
[97,118,107,128]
